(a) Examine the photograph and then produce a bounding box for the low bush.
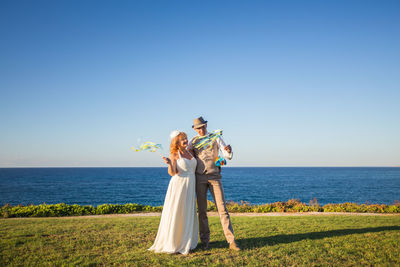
[0,203,162,218]
[1,199,399,218]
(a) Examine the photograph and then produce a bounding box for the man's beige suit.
[191,138,235,244]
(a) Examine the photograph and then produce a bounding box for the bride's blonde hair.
[170,132,187,154]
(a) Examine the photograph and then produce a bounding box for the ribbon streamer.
[131,141,163,153]
[192,129,223,150]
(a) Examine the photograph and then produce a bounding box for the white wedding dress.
[148,151,198,254]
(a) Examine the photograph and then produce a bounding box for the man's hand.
[224,145,232,153]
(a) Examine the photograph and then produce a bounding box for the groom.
[188,116,240,251]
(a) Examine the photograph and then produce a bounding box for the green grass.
[1,215,399,266]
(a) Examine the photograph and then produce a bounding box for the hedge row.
[215,199,400,213]
[1,199,399,218]
[0,203,162,218]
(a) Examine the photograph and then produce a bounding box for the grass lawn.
[1,215,399,266]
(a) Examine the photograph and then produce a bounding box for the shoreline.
[1,166,399,168]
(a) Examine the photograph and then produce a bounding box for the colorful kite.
[131,141,163,153]
[192,129,223,150]
[215,155,227,167]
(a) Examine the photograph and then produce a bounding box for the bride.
[148,130,198,254]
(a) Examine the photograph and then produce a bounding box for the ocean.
[0,167,399,206]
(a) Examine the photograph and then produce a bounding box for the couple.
[148,117,240,255]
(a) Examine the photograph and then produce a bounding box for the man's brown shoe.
[229,241,241,251]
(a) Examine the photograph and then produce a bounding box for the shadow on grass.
[208,226,400,250]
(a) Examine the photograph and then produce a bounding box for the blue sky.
[1,0,399,167]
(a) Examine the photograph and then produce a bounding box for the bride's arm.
[162,153,179,176]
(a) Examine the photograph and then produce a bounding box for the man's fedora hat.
[192,116,208,129]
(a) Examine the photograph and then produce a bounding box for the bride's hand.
[162,156,171,165]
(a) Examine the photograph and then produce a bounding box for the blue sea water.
[0,167,399,206]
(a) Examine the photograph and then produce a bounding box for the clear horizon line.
[0,165,399,168]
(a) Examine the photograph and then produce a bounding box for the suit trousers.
[196,175,235,244]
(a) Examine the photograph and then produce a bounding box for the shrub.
[1,199,399,218]
[1,203,163,218]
